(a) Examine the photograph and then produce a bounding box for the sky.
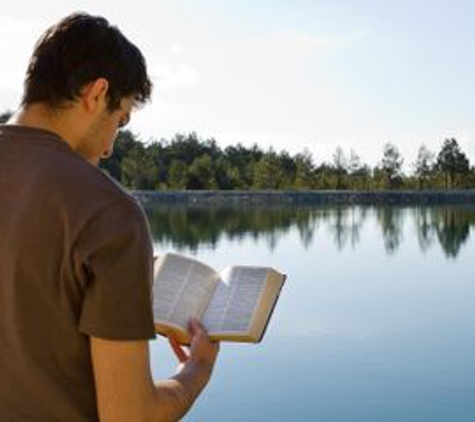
[1,0,474,171]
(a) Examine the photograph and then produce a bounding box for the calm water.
[145,205,475,421]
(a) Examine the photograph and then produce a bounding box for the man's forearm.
[149,362,212,421]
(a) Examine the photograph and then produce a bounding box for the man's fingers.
[188,318,220,352]
[168,336,189,363]
[188,318,206,337]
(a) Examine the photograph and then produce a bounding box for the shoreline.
[132,190,475,206]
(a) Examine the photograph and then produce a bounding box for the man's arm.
[90,319,219,422]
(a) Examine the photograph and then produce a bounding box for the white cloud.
[0,15,42,46]
[170,44,186,55]
[0,15,33,35]
[0,71,23,92]
[0,15,42,99]
[149,62,202,91]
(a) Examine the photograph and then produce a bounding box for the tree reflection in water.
[377,207,406,255]
[143,204,475,258]
[430,207,472,258]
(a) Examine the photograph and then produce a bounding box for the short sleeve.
[75,198,156,340]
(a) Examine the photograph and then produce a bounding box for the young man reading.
[0,13,219,421]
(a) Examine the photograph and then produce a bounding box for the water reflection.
[327,207,368,250]
[377,207,405,254]
[415,207,473,258]
[143,205,475,258]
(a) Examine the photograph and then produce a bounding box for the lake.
[145,204,475,421]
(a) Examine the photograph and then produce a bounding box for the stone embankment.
[132,190,475,206]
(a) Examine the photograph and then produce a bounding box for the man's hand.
[90,319,220,422]
[168,319,220,377]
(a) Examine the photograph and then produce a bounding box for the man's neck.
[9,104,80,151]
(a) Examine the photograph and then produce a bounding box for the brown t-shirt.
[0,125,156,421]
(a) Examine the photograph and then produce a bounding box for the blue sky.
[1,1,474,171]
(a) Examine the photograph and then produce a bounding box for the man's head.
[20,12,152,164]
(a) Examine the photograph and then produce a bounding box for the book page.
[202,266,269,334]
[153,254,219,329]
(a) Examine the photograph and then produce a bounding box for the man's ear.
[81,78,109,114]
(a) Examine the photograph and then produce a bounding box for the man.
[0,12,219,421]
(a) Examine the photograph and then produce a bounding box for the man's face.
[77,97,134,166]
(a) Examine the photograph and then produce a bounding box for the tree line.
[101,130,475,190]
[1,110,474,190]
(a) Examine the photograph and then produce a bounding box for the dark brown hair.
[22,12,152,111]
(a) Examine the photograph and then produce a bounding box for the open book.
[152,253,286,344]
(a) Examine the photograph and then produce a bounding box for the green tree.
[436,138,470,188]
[168,160,188,189]
[188,154,217,189]
[146,141,168,188]
[347,149,361,176]
[121,144,157,189]
[167,132,220,165]
[414,144,435,189]
[347,150,371,190]
[314,163,335,189]
[277,150,297,188]
[214,157,244,189]
[100,130,141,182]
[252,149,284,189]
[332,146,347,189]
[379,142,404,189]
[224,143,263,188]
[352,165,372,190]
[294,149,315,189]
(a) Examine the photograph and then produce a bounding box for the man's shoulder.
[0,124,142,222]
[55,154,129,199]
[53,156,143,221]
[46,151,148,247]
